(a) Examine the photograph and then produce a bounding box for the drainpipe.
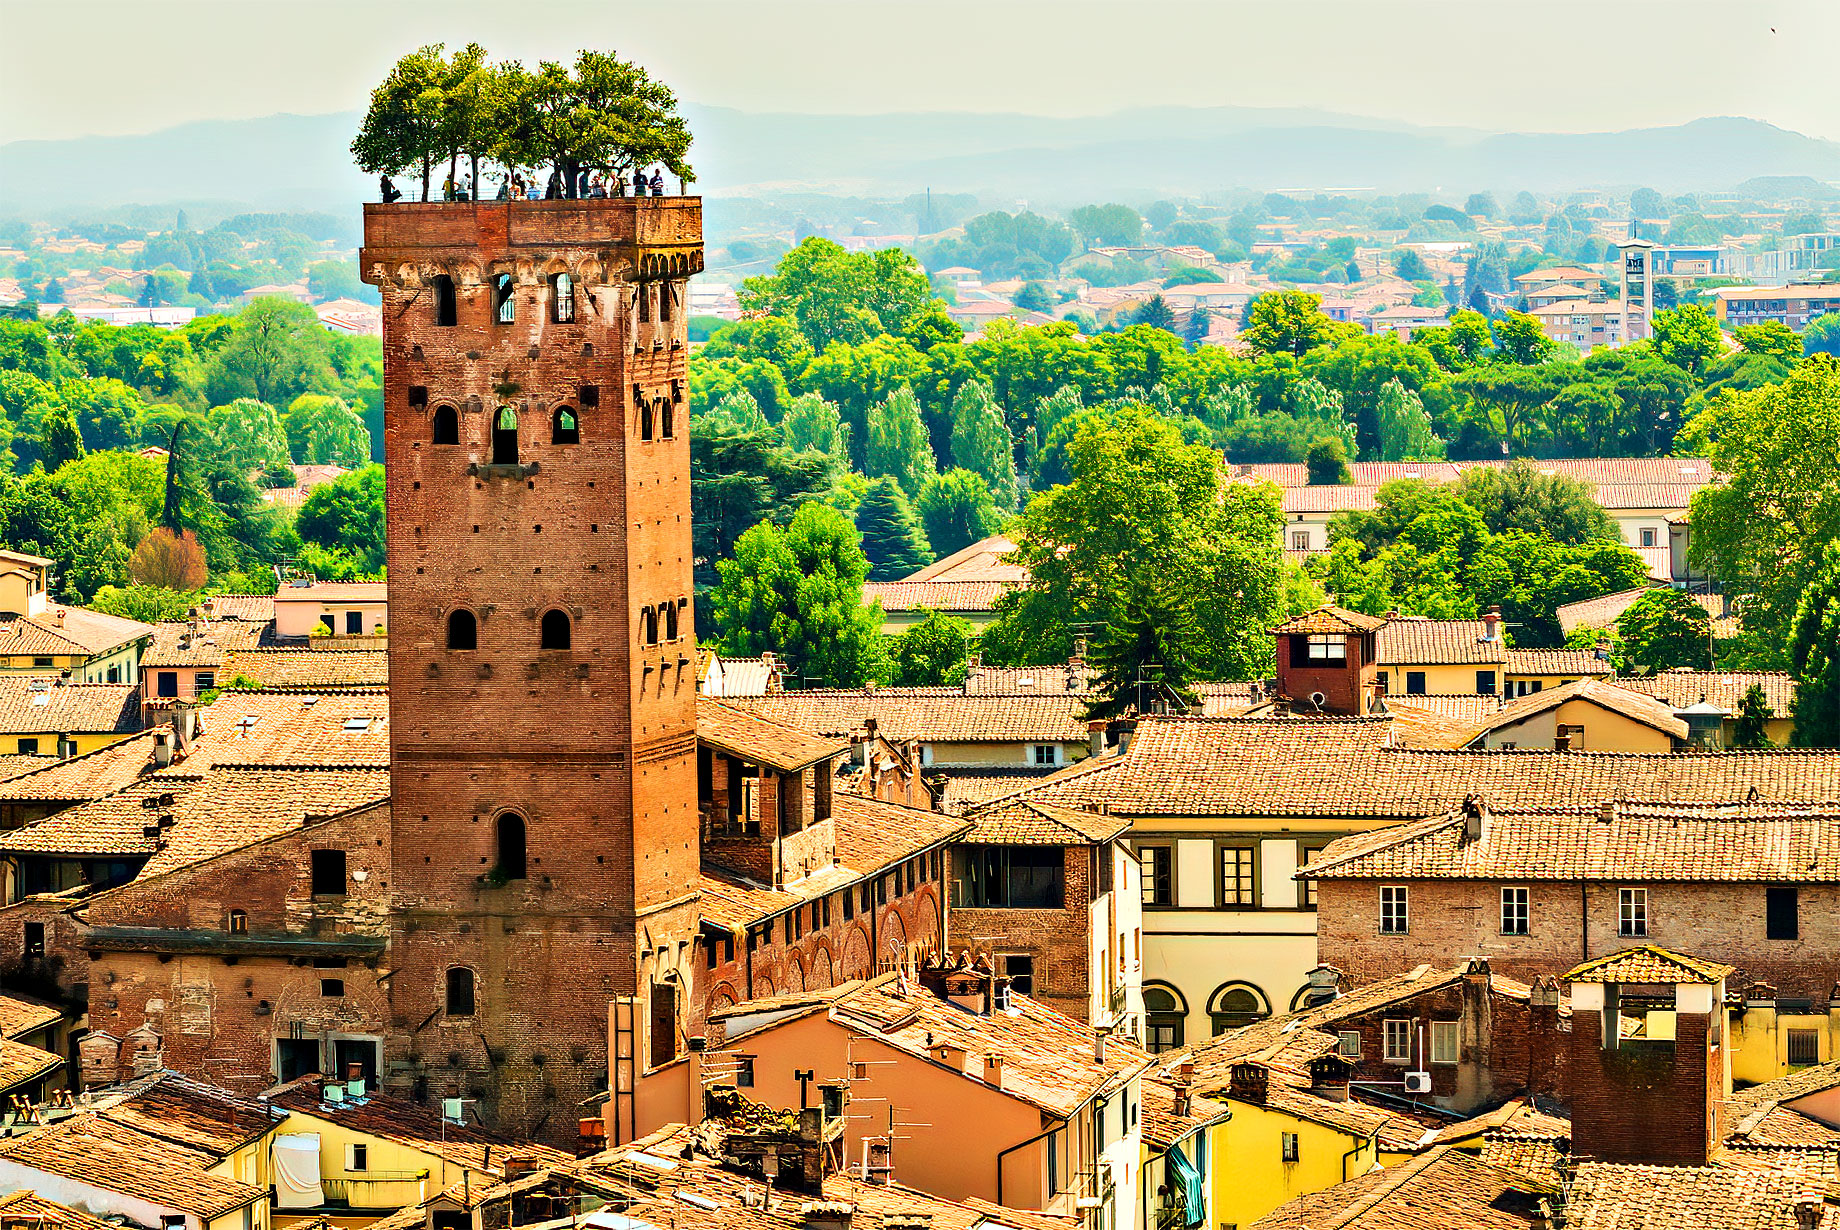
[1342,1125,1381,1183]
[997,1119,1066,1208]
[1580,880,1588,965]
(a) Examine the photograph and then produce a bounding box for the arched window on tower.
[551,273,576,324]
[445,967,476,1016]
[492,273,515,325]
[433,275,456,327]
[664,601,679,641]
[540,609,571,650]
[492,407,518,465]
[446,609,477,650]
[641,607,658,647]
[638,283,652,323]
[551,405,579,445]
[659,398,674,440]
[640,400,655,442]
[495,812,527,880]
[432,405,459,445]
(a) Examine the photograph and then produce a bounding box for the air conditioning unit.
[1403,1071,1432,1094]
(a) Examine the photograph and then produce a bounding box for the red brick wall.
[1317,878,1840,1000]
[363,199,704,1142]
[694,855,946,1029]
[947,845,1097,1021]
[1569,1007,1716,1166]
[78,804,392,1091]
[1275,633,1376,716]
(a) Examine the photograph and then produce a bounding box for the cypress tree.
[855,477,933,580]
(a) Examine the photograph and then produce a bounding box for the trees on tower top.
[351,44,695,200]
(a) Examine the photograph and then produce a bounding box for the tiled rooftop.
[734,689,1092,746]
[1470,677,1687,741]
[1306,803,1840,885]
[142,619,268,668]
[0,1112,268,1218]
[698,697,847,774]
[0,607,153,659]
[265,1076,572,1174]
[1250,1146,1550,1230]
[217,649,389,689]
[1563,1162,1839,1230]
[0,991,63,1040]
[90,1070,282,1156]
[1564,945,1735,986]
[988,715,1840,819]
[862,580,1014,612]
[1271,605,1388,636]
[902,533,1023,583]
[1613,670,1797,716]
[1504,647,1614,677]
[1377,618,1507,667]
[0,679,139,735]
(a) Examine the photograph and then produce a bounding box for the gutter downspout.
[1580,880,1588,965]
[997,1118,1066,1209]
[1343,1124,1381,1183]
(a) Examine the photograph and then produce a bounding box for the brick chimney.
[1228,1062,1269,1104]
[1565,949,1729,1167]
[1460,794,1487,844]
[983,1052,1006,1089]
[1481,606,1502,643]
[1308,1053,1354,1102]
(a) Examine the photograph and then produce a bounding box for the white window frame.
[1430,1020,1459,1065]
[1501,887,1529,936]
[1336,1030,1361,1058]
[1382,1018,1412,1064]
[1030,744,1063,768]
[1379,885,1408,934]
[1619,887,1647,937]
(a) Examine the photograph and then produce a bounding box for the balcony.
[322,1172,429,1209]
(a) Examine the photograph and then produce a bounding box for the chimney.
[863,716,877,738]
[1460,794,1486,844]
[1308,1053,1353,1102]
[1305,964,1343,1007]
[1093,1026,1107,1064]
[1088,719,1106,758]
[1594,637,1612,662]
[152,730,173,769]
[1073,635,1088,659]
[51,608,65,628]
[1228,1062,1269,1104]
[1249,680,1264,705]
[1385,608,1400,620]
[170,703,195,755]
[983,1053,1005,1089]
[928,1042,966,1071]
[1598,799,1617,824]
[1794,1193,1823,1230]
[1481,606,1502,643]
[801,1203,854,1230]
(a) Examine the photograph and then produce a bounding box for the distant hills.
[3,105,1838,217]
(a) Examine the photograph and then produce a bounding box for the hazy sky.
[1,0,1832,146]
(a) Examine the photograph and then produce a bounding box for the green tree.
[704,389,771,434]
[741,239,932,349]
[296,464,386,574]
[855,477,933,580]
[948,379,1018,510]
[350,43,450,198]
[1614,588,1713,673]
[1454,458,1619,543]
[1804,314,1840,358]
[38,405,85,472]
[1733,684,1775,749]
[1791,540,1840,746]
[1305,436,1352,485]
[1733,320,1801,363]
[1651,304,1724,375]
[1490,311,1554,365]
[283,394,372,467]
[708,504,888,687]
[1131,294,1176,333]
[204,299,335,406]
[778,392,847,459]
[691,418,838,593]
[889,609,977,686]
[1373,378,1444,461]
[1683,356,1840,654]
[1241,291,1345,357]
[864,386,936,498]
[917,468,1004,559]
[1394,249,1431,281]
[1083,573,1203,720]
[1066,204,1143,247]
[983,408,1286,677]
[489,51,693,194]
[204,399,293,474]
[90,583,201,623]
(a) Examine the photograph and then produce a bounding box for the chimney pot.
[1599,799,1617,824]
[1093,1026,1107,1064]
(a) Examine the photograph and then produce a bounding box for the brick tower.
[360,197,703,1142]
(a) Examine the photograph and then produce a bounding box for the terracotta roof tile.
[1139,1070,1230,1151]
[997,715,1840,819]
[1250,1146,1550,1230]
[697,698,846,774]
[0,1112,267,1218]
[1382,697,1495,749]
[1305,803,1840,885]
[0,679,138,736]
[1614,670,1797,716]
[0,1036,61,1093]
[936,766,1069,814]
[201,594,276,623]
[962,798,1131,845]
[217,649,390,689]
[734,690,1092,746]
[1564,945,1735,985]
[0,991,63,1040]
[861,580,1014,612]
[0,607,153,658]
[142,619,268,668]
[962,664,1094,695]
[1563,1161,1838,1229]
[94,1070,282,1155]
[1471,678,1687,741]
[272,582,386,603]
[1504,648,1614,677]
[0,1189,119,1230]
[1377,618,1507,666]
[1271,605,1388,635]
[903,534,1023,583]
